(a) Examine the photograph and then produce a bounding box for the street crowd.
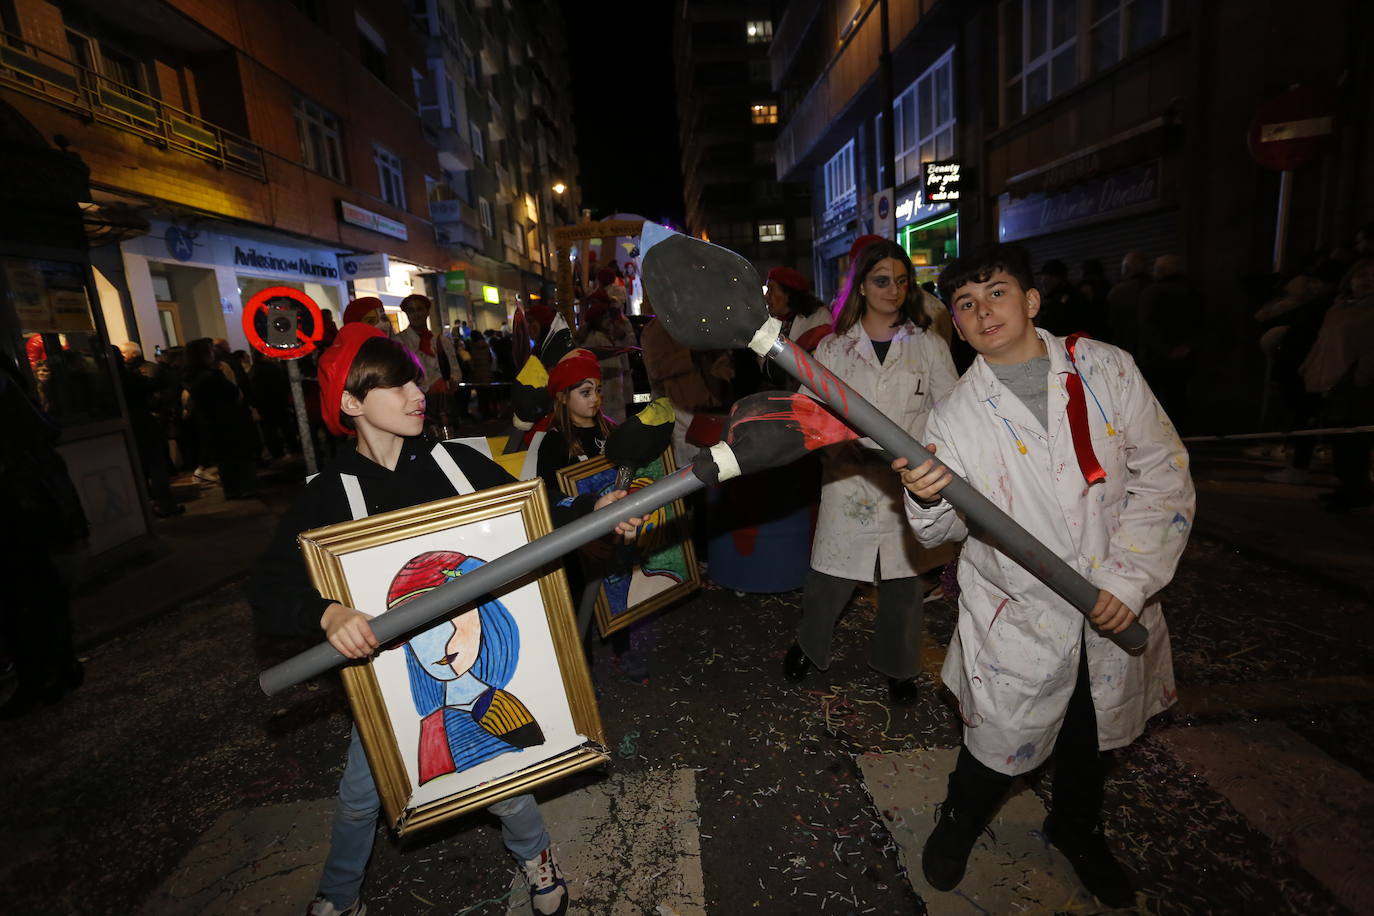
[3,224,1372,916]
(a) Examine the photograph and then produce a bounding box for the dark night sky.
[558,0,685,227]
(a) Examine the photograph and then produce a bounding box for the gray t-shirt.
[990,355,1053,430]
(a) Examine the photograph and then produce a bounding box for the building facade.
[771,0,1373,425]
[674,0,812,279]
[0,0,581,562]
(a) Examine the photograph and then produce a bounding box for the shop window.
[1089,0,1169,73]
[471,120,486,161]
[479,198,494,236]
[892,50,955,188]
[746,20,773,44]
[357,13,388,84]
[823,141,856,212]
[750,102,778,125]
[294,95,345,180]
[758,222,785,243]
[7,258,121,426]
[374,145,406,209]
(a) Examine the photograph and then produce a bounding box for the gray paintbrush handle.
[767,336,1149,654]
[259,466,706,695]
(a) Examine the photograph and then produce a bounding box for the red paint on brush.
[785,339,850,416]
[727,394,859,451]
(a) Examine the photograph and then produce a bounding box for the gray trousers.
[796,569,923,679]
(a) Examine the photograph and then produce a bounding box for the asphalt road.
[3,527,1372,914]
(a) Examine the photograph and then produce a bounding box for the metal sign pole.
[1272,169,1293,274]
[287,357,317,477]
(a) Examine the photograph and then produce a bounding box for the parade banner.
[298,478,606,835]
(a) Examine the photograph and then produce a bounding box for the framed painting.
[556,446,701,636]
[298,478,607,836]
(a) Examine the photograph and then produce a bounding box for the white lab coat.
[904,329,1193,775]
[809,319,958,580]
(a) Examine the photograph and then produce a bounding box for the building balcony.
[0,29,265,182]
[427,116,474,171]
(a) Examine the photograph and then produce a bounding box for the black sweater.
[249,436,585,639]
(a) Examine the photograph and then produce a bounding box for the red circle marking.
[241,286,325,359]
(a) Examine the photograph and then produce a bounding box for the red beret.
[547,349,602,395]
[766,266,811,292]
[342,296,384,325]
[849,234,886,262]
[317,322,386,437]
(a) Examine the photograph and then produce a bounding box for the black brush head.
[640,233,769,349]
[605,410,674,468]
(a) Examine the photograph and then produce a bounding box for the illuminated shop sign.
[924,161,961,204]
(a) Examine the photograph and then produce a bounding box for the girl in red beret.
[249,325,640,916]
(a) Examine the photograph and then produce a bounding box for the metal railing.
[0,30,267,181]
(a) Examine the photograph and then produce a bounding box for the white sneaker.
[522,847,569,916]
[192,466,220,483]
[304,896,365,916]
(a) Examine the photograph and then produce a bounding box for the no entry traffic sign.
[1248,86,1337,172]
[241,286,324,359]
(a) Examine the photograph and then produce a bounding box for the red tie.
[417,328,435,356]
[1064,333,1106,486]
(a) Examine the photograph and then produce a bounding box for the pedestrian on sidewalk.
[0,357,88,719]
[893,243,1194,908]
[1300,254,1374,511]
[784,238,958,706]
[248,324,642,916]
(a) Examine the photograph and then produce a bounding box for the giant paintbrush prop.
[258,391,859,695]
[637,224,1148,653]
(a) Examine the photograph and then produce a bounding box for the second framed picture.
[557,446,701,635]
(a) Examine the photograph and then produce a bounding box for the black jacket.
[248,436,584,639]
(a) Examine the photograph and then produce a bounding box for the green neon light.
[908,211,959,233]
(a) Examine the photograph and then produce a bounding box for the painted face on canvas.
[409,611,483,680]
[948,268,1045,365]
[356,380,426,437]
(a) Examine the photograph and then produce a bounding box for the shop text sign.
[339,200,409,241]
[924,161,961,204]
[233,246,340,279]
[338,252,390,279]
[998,161,1159,242]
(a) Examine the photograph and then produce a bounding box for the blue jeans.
[319,727,551,908]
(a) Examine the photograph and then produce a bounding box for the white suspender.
[339,442,474,521]
[429,442,476,495]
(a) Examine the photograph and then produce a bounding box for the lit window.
[374,145,405,209]
[746,20,773,44]
[479,198,494,236]
[750,102,778,125]
[471,120,486,161]
[293,95,345,181]
[758,222,785,242]
[891,50,956,187]
[823,141,856,209]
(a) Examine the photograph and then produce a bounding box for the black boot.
[783,642,813,681]
[922,748,1011,891]
[1043,814,1135,908]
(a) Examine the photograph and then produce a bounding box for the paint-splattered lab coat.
[809,319,958,580]
[904,329,1193,776]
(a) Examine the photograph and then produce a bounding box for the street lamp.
[552,182,566,196]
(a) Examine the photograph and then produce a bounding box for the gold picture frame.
[298,478,607,836]
[556,447,701,636]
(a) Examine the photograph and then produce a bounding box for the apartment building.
[413,0,580,331]
[674,0,812,278]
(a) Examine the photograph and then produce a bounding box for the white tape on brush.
[747,316,784,357]
[709,441,742,482]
